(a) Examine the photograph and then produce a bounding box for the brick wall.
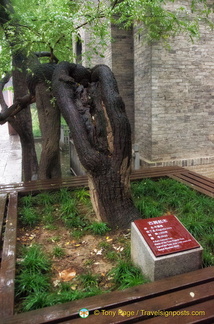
[134,30,152,160]
[111,25,134,135]
[134,8,214,167]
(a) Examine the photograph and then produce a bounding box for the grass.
[78,272,101,288]
[16,244,52,311]
[109,260,149,290]
[33,192,56,206]
[16,179,214,312]
[19,244,51,273]
[20,207,40,227]
[87,221,111,235]
[52,246,66,258]
[16,270,51,295]
[16,242,145,312]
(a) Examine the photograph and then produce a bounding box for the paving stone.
[0,123,22,184]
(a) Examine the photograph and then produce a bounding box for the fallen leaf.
[53,279,60,287]
[93,248,103,255]
[58,268,77,282]
[71,284,77,290]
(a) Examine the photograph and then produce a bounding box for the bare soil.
[17,221,131,289]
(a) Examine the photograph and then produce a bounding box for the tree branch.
[76,13,105,30]
[111,0,122,10]
[0,94,35,124]
[34,51,59,63]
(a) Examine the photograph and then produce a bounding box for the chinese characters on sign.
[134,215,200,257]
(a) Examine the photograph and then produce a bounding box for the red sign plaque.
[134,215,200,257]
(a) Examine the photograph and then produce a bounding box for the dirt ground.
[17,222,131,289]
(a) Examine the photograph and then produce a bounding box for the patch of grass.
[109,261,148,290]
[202,249,214,267]
[21,292,50,312]
[78,272,101,289]
[16,270,51,296]
[120,243,131,259]
[42,206,56,229]
[33,192,55,206]
[21,287,104,312]
[71,229,86,239]
[105,251,119,262]
[52,246,65,258]
[20,195,35,208]
[180,213,208,239]
[56,188,72,204]
[20,244,51,273]
[131,179,160,198]
[60,199,77,216]
[87,222,110,235]
[84,259,95,267]
[135,196,164,218]
[73,188,91,204]
[48,236,61,243]
[20,207,40,227]
[59,198,88,229]
[62,213,84,229]
[97,241,112,251]
[16,244,52,311]
[203,234,214,252]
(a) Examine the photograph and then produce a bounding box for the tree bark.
[35,83,61,179]
[27,62,61,179]
[0,0,38,181]
[52,62,140,228]
[10,52,39,181]
[0,55,39,181]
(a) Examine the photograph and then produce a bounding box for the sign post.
[131,215,203,281]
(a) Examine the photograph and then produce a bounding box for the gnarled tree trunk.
[52,62,140,228]
[10,52,39,181]
[27,63,61,179]
[35,83,61,179]
[0,0,38,181]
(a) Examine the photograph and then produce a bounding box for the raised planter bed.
[0,167,214,323]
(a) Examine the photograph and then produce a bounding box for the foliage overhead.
[0,0,213,77]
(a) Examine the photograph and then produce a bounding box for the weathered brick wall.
[111,25,134,135]
[134,31,152,160]
[134,8,214,167]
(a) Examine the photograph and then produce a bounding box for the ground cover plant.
[16,179,214,312]
[16,187,147,312]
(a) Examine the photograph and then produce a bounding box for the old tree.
[0,0,212,228]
